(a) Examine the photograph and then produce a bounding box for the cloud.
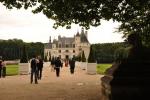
[0,3,124,43]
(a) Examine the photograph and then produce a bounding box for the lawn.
[97,64,112,74]
[6,64,19,76]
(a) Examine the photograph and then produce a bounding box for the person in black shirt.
[30,55,38,84]
[37,56,43,80]
[69,58,76,74]
[54,57,62,77]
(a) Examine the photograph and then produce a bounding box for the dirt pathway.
[0,65,103,100]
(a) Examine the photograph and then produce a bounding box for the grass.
[97,64,112,74]
[6,64,19,76]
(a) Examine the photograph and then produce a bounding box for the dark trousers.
[0,68,2,78]
[55,68,60,77]
[70,68,75,74]
[2,67,6,77]
[37,68,43,80]
[31,69,38,84]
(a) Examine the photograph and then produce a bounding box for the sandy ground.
[0,65,103,100]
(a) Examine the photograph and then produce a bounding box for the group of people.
[50,57,76,77]
[0,55,76,84]
[0,59,6,78]
[30,55,43,84]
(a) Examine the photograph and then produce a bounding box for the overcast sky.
[0,3,124,44]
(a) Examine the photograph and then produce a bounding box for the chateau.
[44,28,90,60]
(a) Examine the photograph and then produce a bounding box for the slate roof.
[80,33,89,43]
[44,43,52,49]
[58,37,74,48]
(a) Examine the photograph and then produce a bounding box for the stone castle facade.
[44,28,90,60]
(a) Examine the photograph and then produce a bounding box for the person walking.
[50,57,55,72]
[69,58,76,74]
[30,55,38,84]
[2,59,6,78]
[0,60,2,78]
[37,56,43,80]
[54,57,62,77]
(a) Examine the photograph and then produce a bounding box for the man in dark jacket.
[37,56,43,80]
[69,58,76,74]
[30,55,38,84]
[54,57,62,77]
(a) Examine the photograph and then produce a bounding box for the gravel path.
[0,65,103,100]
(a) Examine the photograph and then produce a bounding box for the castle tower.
[49,36,51,43]
[81,27,84,34]
[75,31,80,44]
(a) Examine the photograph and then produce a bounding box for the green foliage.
[49,56,51,61]
[81,51,86,62]
[74,54,82,62]
[6,64,18,76]
[27,42,44,59]
[44,56,48,62]
[92,42,129,63]
[114,47,130,62]
[97,64,112,75]
[88,45,96,63]
[0,39,44,60]
[20,45,28,63]
[0,39,23,60]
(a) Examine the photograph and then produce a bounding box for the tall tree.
[81,51,86,62]
[20,45,28,63]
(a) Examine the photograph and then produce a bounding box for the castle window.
[73,44,75,48]
[59,44,61,48]
[58,50,61,53]
[66,44,69,48]
[73,50,75,53]
[66,50,69,52]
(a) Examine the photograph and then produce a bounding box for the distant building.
[44,28,90,60]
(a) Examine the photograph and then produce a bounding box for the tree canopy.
[1,0,150,46]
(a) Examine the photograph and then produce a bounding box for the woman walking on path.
[2,59,6,78]
[0,60,2,78]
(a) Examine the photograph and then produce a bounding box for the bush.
[75,54,82,62]
[44,56,48,62]
[20,45,28,63]
[81,51,86,62]
[88,45,96,63]
[114,47,129,62]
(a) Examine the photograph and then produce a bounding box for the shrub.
[44,56,48,62]
[114,47,129,62]
[88,45,96,63]
[81,51,86,62]
[20,45,28,63]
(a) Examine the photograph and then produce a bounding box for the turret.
[49,36,51,43]
[81,27,84,34]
